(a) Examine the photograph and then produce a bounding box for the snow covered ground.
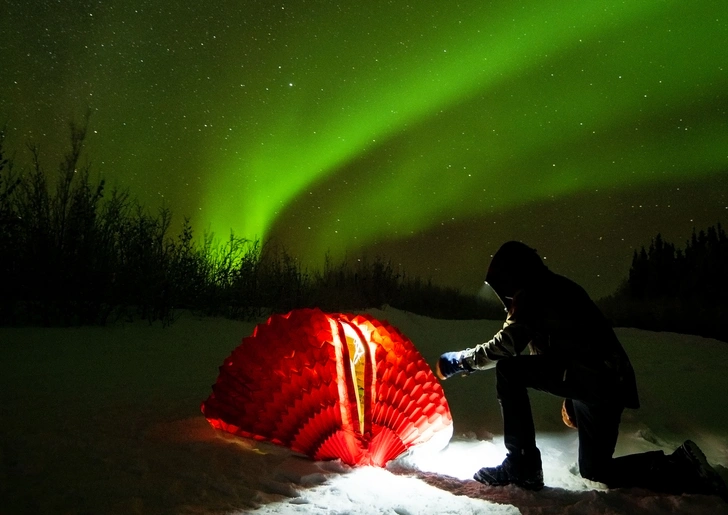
[1,307,727,514]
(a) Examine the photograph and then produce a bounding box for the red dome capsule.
[201,308,452,467]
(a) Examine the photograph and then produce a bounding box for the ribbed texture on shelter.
[201,308,452,467]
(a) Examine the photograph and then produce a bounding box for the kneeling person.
[437,241,727,499]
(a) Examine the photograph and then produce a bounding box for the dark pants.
[496,355,677,491]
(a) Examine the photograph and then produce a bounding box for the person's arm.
[436,316,536,379]
[469,320,534,366]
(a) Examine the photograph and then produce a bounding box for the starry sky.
[2,0,727,299]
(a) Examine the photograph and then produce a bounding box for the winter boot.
[669,440,728,502]
[474,448,544,491]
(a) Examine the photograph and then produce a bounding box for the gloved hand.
[436,351,472,380]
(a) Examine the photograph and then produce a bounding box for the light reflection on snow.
[399,437,506,480]
[253,463,519,514]
[400,431,606,492]
[249,434,588,514]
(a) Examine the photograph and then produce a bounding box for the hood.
[485,241,548,309]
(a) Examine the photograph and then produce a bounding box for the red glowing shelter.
[202,308,452,467]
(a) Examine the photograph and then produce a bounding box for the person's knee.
[495,359,527,399]
[495,357,518,378]
[579,456,613,485]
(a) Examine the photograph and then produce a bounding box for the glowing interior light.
[201,308,453,467]
[343,322,367,434]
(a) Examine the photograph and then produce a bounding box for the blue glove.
[436,351,472,380]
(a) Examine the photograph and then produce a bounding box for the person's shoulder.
[549,271,589,295]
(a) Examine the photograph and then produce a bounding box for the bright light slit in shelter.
[344,321,367,434]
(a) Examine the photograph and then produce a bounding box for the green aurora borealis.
[2,0,727,298]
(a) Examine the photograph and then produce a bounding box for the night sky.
[2,1,727,299]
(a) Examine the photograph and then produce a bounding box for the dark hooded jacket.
[464,241,639,409]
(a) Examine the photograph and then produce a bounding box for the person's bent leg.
[609,441,728,496]
[571,399,623,484]
[474,356,570,490]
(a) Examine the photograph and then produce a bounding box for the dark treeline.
[0,124,500,326]
[599,225,728,342]
[7,120,723,338]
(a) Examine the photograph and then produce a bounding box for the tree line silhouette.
[630,225,728,302]
[599,224,728,341]
[0,122,500,326]
[2,119,726,341]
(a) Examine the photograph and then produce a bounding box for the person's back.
[507,270,639,409]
